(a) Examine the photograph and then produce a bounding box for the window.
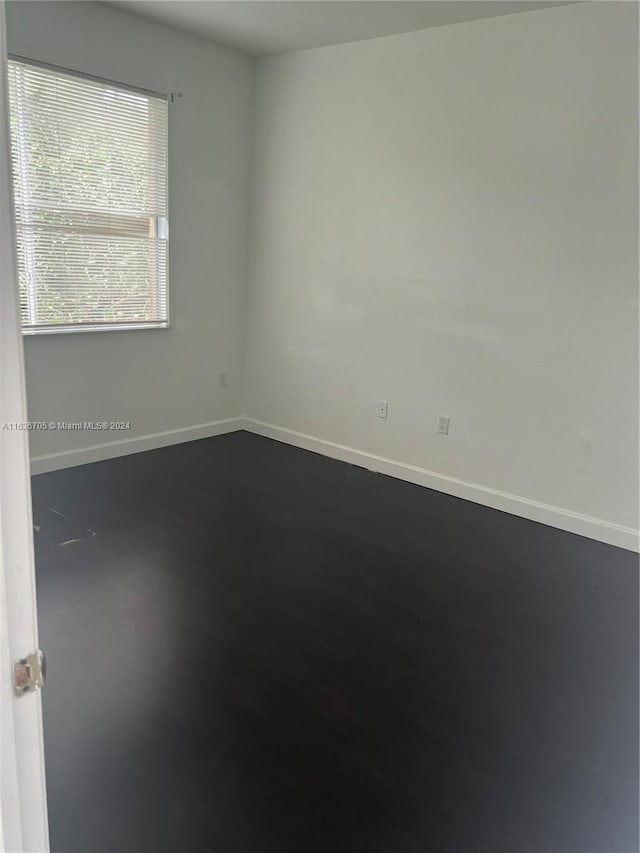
[8,58,169,334]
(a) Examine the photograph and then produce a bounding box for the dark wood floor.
[31,431,638,853]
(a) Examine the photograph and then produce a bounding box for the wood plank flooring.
[30,431,639,853]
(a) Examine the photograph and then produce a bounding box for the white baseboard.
[30,417,244,475]
[243,418,640,553]
[30,414,639,552]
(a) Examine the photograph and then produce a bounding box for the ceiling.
[107,1,575,57]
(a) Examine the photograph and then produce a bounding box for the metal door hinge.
[14,649,46,697]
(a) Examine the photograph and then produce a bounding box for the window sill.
[22,322,171,337]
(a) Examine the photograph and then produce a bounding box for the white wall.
[6,1,253,466]
[6,2,638,545]
[245,1,639,538]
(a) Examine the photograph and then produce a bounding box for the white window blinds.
[8,58,169,334]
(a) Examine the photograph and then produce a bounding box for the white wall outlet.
[377,400,389,419]
[218,372,228,388]
[437,415,450,435]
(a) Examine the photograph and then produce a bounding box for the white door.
[0,0,49,849]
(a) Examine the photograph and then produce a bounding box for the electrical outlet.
[218,372,228,388]
[377,401,389,419]
[437,415,450,435]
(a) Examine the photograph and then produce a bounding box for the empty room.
[0,1,637,852]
